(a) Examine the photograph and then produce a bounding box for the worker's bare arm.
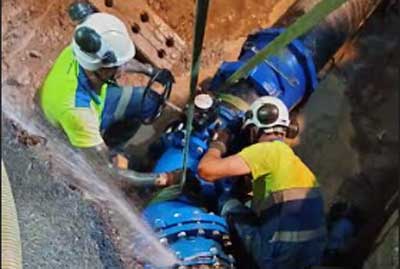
[122,58,156,76]
[198,148,251,182]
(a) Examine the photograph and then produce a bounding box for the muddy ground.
[2,0,399,268]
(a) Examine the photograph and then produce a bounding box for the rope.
[181,0,210,189]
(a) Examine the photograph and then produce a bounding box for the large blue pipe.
[210,0,382,110]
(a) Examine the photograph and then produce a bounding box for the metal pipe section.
[211,0,382,110]
[285,0,383,71]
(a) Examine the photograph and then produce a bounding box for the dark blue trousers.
[223,197,327,269]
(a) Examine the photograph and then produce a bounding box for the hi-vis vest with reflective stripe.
[40,46,108,147]
[238,140,319,214]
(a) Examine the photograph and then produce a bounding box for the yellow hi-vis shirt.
[238,140,318,213]
[39,46,108,148]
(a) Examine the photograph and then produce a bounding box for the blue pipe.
[210,28,318,110]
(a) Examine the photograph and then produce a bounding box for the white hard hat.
[72,13,135,71]
[243,96,290,134]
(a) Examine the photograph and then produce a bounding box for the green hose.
[1,160,22,269]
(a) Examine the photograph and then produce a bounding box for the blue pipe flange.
[143,201,235,267]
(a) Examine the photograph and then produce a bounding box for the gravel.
[2,120,123,269]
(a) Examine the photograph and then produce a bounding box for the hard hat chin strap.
[260,126,287,135]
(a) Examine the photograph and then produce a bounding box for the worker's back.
[238,140,319,214]
[39,46,108,147]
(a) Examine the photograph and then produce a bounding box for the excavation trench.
[1,0,398,268]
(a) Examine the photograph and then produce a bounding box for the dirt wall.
[295,8,399,267]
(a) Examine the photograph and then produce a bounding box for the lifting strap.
[181,0,210,188]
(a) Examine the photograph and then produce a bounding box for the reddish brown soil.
[147,0,290,43]
[145,0,297,106]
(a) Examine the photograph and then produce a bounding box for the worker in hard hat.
[198,96,326,269]
[39,11,176,187]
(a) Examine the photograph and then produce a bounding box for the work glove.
[156,170,201,194]
[209,128,231,155]
[155,169,183,187]
[154,68,175,86]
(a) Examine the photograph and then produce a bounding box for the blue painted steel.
[152,103,242,202]
[210,28,318,110]
[143,201,234,267]
[154,132,207,173]
[153,104,242,174]
[170,237,233,267]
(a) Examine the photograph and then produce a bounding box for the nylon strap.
[181,0,210,189]
[219,0,347,92]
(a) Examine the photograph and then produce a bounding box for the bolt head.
[196,147,204,154]
[224,241,233,247]
[177,231,187,238]
[159,238,168,245]
[209,247,218,255]
[212,230,221,236]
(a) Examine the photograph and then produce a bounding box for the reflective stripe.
[258,187,321,213]
[113,86,133,121]
[270,226,326,243]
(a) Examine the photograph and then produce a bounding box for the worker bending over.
[40,10,176,187]
[198,96,326,269]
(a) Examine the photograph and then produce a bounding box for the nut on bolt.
[212,230,221,236]
[177,231,187,238]
[196,147,204,154]
[210,247,218,255]
[159,237,168,245]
